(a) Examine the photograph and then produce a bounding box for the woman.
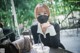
[31,3,65,49]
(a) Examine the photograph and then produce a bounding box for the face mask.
[37,15,49,24]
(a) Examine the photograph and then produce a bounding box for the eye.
[38,14,41,15]
[44,12,47,14]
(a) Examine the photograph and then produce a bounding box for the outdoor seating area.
[0,0,80,53]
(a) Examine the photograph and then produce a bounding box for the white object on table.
[31,43,50,53]
[0,48,5,53]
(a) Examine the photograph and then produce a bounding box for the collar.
[37,23,56,38]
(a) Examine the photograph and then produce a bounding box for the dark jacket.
[31,23,64,48]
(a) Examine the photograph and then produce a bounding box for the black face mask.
[37,15,49,24]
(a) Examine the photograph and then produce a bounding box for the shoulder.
[30,24,38,34]
[50,22,59,27]
[30,24,38,31]
[50,22,60,32]
[31,24,38,28]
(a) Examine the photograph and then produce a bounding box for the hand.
[41,22,51,33]
[41,22,51,28]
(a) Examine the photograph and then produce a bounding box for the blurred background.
[0,0,80,53]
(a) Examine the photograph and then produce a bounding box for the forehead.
[34,4,50,18]
[36,7,47,13]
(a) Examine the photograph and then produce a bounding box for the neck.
[40,22,50,34]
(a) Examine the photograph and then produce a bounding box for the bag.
[0,43,18,53]
[16,37,31,53]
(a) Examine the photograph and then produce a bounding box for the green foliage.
[0,0,42,28]
[0,0,80,28]
[14,0,42,27]
[44,0,80,17]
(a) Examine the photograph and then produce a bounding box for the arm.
[31,25,39,43]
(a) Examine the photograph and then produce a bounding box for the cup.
[32,43,50,53]
[37,46,50,53]
[0,48,5,53]
[32,43,44,49]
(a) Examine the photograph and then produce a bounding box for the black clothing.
[3,28,16,42]
[31,23,65,49]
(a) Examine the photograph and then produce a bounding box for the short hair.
[34,3,50,18]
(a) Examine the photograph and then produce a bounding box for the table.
[30,47,72,53]
[50,48,72,53]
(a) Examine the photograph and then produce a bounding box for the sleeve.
[49,23,60,48]
[30,25,39,43]
[51,23,60,39]
[54,23,60,39]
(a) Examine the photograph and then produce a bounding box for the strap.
[29,30,33,44]
[15,37,26,53]
[23,36,31,52]
[16,43,20,53]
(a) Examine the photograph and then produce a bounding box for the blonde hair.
[34,3,50,18]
